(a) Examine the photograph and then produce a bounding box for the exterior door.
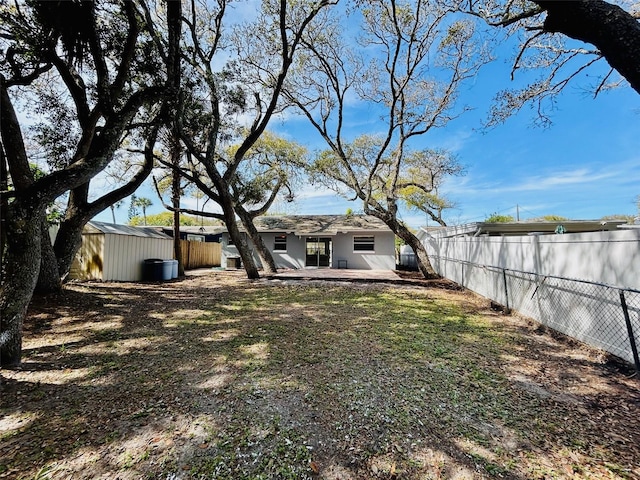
[305,237,331,267]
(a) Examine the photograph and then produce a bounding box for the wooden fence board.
[180,240,221,269]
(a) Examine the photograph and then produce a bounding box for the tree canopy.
[462,0,640,126]
[170,0,334,278]
[484,213,515,223]
[128,211,221,227]
[286,0,483,277]
[0,0,180,366]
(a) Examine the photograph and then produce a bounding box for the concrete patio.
[186,267,405,283]
[272,268,401,282]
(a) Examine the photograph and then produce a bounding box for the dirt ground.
[1,270,640,479]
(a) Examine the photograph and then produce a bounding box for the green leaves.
[484,212,515,223]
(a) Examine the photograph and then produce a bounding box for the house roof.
[85,221,172,239]
[233,215,391,236]
[156,226,226,235]
[423,220,628,238]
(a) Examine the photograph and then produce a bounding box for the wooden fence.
[179,240,221,269]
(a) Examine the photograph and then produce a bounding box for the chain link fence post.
[502,268,511,314]
[620,290,640,376]
[429,255,640,367]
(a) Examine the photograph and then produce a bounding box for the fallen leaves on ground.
[1,271,639,479]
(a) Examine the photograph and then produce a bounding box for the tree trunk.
[53,184,91,280]
[227,218,261,279]
[236,207,278,275]
[365,208,438,279]
[172,201,184,277]
[0,203,43,367]
[35,215,62,294]
[0,148,7,270]
[219,194,260,279]
[404,231,437,279]
[170,135,185,277]
[53,214,87,282]
[535,0,640,95]
[395,223,438,279]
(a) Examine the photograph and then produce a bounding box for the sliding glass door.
[305,237,332,267]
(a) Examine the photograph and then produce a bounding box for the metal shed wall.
[70,233,105,281]
[102,232,173,281]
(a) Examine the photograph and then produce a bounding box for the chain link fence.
[431,256,640,370]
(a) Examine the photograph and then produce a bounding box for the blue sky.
[96,13,640,229]
[420,81,640,226]
[268,53,640,228]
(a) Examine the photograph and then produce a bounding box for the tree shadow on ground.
[1,273,639,479]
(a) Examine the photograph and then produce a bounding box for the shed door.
[305,237,331,267]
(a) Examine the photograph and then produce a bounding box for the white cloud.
[297,184,338,199]
[500,167,618,193]
[445,160,638,199]
[181,196,223,215]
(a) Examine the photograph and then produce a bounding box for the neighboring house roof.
[227,215,391,236]
[424,220,628,238]
[154,226,226,236]
[85,221,172,239]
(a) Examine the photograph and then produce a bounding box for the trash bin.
[143,259,164,281]
[171,260,178,279]
[162,260,173,281]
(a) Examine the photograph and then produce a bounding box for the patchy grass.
[1,271,639,479]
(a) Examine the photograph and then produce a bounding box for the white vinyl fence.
[420,229,640,367]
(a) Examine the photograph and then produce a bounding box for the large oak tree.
[173,0,335,278]
[0,0,180,366]
[285,0,481,278]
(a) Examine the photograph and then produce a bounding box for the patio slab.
[272,268,401,282]
[185,267,409,284]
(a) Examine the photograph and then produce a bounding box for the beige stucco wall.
[221,230,396,270]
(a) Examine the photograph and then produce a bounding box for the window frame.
[227,232,245,246]
[353,235,375,252]
[273,234,287,252]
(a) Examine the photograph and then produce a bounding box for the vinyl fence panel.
[421,229,640,366]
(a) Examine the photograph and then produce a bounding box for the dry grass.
[1,270,640,479]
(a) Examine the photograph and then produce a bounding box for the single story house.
[221,215,396,270]
[69,221,173,281]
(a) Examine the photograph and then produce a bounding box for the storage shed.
[70,221,173,282]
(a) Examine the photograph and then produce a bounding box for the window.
[353,235,375,252]
[274,234,287,251]
[227,233,244,246]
